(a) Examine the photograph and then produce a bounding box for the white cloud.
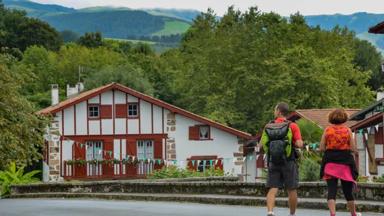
[32,0,384,16]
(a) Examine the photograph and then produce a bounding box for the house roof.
[349,99,384,121]
[369,21,384,34]
[38,83,252,139]
[350,112,383,131]
[288,109,361,129]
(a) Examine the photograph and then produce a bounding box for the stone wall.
[10,181,384,202]
[45,121,62,182]
[166,112,176,160]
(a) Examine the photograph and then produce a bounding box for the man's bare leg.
[288,189,298,215]
[267,188,279,214]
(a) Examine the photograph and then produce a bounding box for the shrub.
[0,162,41,196]
[299,159,321,181]
[148,166,225,179]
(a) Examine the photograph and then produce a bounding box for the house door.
[86,141,103,176]
[137,140,154,175]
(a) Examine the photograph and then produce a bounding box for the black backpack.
[264,120,293,165]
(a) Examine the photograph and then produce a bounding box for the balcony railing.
[63,159,163,180]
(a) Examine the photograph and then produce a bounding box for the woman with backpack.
[319,109,360,216]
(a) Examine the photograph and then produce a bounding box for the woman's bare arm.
[319,130,326,152]
[349,129,357,153]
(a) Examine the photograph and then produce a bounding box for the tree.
[60,30,80,43]
[0,54,46,170]
[84,62,154,95]
[0,3,62,52]
[77,32,104,48]
[162,7,376,132]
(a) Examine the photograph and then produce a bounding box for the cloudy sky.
[32,0,384,16]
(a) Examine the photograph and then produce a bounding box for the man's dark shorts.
[266,160,299,189]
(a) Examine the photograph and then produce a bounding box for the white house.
[39,82,252,182]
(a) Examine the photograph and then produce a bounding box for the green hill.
[3,0,384,52]
[3,0,192,39]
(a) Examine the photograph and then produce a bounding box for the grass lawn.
[153,20,190,36]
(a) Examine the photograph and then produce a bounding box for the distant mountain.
[305,12,384,52]
[2,0,384,52]
[3,0,75,17]
[3,0,192,38]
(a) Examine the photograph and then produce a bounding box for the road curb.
[8,192,384,213]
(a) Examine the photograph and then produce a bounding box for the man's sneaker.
[267,212,274,216]
[355,213,362,216]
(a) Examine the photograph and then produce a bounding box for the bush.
[148,166,225,179]
[299,159,321,181]
[0,162,41,196]
[373,175,384,183]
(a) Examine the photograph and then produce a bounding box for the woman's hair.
[328,109,349,125]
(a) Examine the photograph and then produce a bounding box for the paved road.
[0,199,382,216]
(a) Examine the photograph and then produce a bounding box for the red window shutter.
[72,142,86,160]
[103,141,114,160]
[115,104,127,118]
[214,159,223,170]
[154,139,162,159]
[189,126,199,140]
[100,105,112,119]
[187,160,196,170]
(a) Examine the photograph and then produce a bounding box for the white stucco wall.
[114,90,126,104]
[62,140,74,174]
[128,119,139,134]
[101,119,113,135]
[245,152,257,182]
[140,100,152,134]
[63,106,74,135]
[89,120,100,135]
[168,114,241,175]
[75,101,87,135]
[153,105,163,134]
[100,91,113,105]
[115,118,126,134]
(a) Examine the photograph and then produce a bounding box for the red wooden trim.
[120,139,122,160]
[86,100,89,135]
[99,94,102,135]
[64,134,167,142]
[61,110,64,135]
[74,104,77,135]
[39,83,251,139]
[188,155,218,160]
[151,104,154,134]
[113,90,115,135]
[162,107,164,134]
[125,94,129,135]
[138,99,141,134]
[60,139,63,177]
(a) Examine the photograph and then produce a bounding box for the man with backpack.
[260,102,303,216]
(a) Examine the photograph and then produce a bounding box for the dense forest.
[0,3,383,168]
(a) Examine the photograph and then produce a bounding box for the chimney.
[51,84,59,105]
[66,82,85,98]
[377,91,384,101]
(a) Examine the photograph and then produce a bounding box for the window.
[128,103,139,118]
[197,160,211,172]
[86,141,103,160]
[199,126,210,140]
[88,105,99,118]
[137,140,154,160]
[189,125,211,140]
